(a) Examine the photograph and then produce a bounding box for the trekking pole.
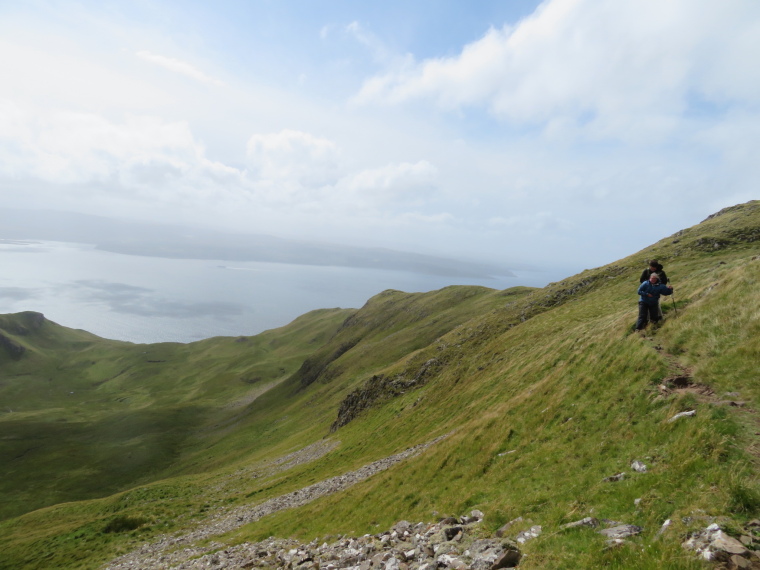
[671,293,678,316]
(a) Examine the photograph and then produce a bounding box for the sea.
[0,240,546,344]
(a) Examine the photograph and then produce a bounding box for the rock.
[668,410,696,423]
[656,519,672,538]
[104,510,523,570]
[730,554,752,569]
[0,333,25,359]
[515,525,542,544]
[561,517,599,530]
[438,553,468,569]
[683,524,749,561]
[444,526,463,541]
[712,531,749,555]
[631,460,647,473]
[604,538,629,549]
[602,472,626,482]
[599,525,643,539]
[490,548,521,569]
[467,539,504,566]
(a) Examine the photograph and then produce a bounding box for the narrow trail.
[638,328,760,467]
[103,433,451,570]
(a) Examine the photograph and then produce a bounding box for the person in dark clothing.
[640,259,668,285]
[640,259,669,318]
[636,273,673,330]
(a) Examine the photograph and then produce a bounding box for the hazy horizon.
[0,239,544,343]
[1,1,757,279]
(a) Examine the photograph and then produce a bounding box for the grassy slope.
[0,308,356,521]
[1,201,759,569]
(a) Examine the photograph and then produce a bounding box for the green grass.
[1,200,759,569]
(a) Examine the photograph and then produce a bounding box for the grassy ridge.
[1,201,759,569]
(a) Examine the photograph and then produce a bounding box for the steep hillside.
[0,284,516,525]
[0,307,355,521]
[0,201,759,569]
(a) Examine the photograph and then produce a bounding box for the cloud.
[0,100,240,193]
[355,0,760,143]
[136,51,224,86]
[0,286,36,301]
[345,21,393,64]
[242,130,445,227]
[341,160,437,200]
[244,130,343,209]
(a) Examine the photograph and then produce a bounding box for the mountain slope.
[1,200,759,569]
[0,308,355,521]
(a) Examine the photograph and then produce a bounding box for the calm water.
[0,240,541,344]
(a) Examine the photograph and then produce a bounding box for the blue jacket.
[638,281,673,305]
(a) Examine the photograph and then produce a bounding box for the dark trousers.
[636,301,660,330]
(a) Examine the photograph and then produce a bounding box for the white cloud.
[0,102,200,183]
[355,0,760,143]
[0,0,757,272]
[342,161,437,199]
[345,21,393,65]
[136,51,224,86]
[246,130,341,191]
[243,130,443,220]
[0,99,244,218]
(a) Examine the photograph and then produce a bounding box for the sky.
[1,0,759,276]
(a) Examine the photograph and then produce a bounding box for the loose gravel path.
[104,434,450,569]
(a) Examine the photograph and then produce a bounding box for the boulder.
[682,523,749,561]
[489,548,521,569]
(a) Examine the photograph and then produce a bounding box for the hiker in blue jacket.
[636,273,673,330]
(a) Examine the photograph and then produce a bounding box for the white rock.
[631,460,647,473]
[668,410,696,423]
[656,519,672,537]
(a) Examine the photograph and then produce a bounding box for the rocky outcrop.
[0,332,25,359]
[682,523,756,566]
[331,359,440,431]
[294,340,358,389]
[518,265,626,322]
